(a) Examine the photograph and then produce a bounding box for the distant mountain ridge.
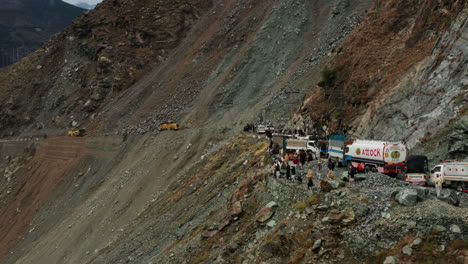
[74,2,95,9]
[0,0,84,67]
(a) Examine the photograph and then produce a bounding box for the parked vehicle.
[328,134,347,164]
[256,124,274,134]
[328,135,407,175]
[285,138,320,159]
[405,155,429,185]
[317,139,329,158]
[429,161,468,192]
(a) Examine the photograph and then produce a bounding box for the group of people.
[272,150,315,181]
[270,150,344,190]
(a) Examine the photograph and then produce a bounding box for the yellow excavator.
[159,120,181,131]
[68,129,86,137]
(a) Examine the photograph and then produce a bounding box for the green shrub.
[318,67,338,87]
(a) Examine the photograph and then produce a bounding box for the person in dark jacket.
[349,164,356,182]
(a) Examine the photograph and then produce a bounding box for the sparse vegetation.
[318,67,338,87]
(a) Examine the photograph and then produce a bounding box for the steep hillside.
[0,0,467,263]
[0,0,84,67]
[296,0,466,159]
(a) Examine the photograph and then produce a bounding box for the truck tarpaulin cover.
[406,155,428,173]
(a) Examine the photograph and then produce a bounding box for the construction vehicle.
[68,129,86,137]
[159,120,181,131]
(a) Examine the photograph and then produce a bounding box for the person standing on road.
[435,174,444,197]
[274,159,281,179]
[349,164,356,183]
[299,149,307,168]
[328,158,335,171]
[307,169,314,189]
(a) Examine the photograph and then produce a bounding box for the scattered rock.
[437,189,460,206]
[327,209,344,224]
[266,201,278,208]
[342,209,355,225]
[328,179,341,189]
[355,174,367,181]
[383,256,398,264]
[395,189,418,206]
[402,245,412,256]
[317,204,329,211]
[218,219,231,231]
[312,239,322,252]
[266,220,277,227]
[411,238,422,247]
[431,225,447,234]
[449,224,461,233]
[256,206,274,223]
[201,230,217,239]
[381,212,391,219]
[230,201,242,217]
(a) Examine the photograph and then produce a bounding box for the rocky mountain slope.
[0,0,84,68]
[0,0,466,263]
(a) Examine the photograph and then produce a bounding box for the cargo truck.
[429,161,468,192]
[285,138,320,159]
[328,135,407,175]
[405,155,429,185]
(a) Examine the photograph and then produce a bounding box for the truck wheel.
[456,182,464,192]
[371,167,377,173]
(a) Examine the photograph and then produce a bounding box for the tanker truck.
[328,136,407,175]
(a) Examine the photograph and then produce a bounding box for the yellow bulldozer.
[159,120,181,131]
[68,129,86,137]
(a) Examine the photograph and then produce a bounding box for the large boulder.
[230,201,243,217]
[320,180,333,192]
[437,189,460,206]
[395,189,419,206]
[256,206,274,223]
[328,179,342,189]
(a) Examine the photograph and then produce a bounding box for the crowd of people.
[269,145,361,191]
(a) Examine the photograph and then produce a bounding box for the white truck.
[285,139,320,159]
[328,135,407,175]
[429,161,468,192]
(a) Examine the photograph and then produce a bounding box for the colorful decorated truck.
[405,155,429,185]
[328,135,407,175]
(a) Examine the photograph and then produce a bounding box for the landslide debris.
[87,135,468,264]
[0,0,212,136]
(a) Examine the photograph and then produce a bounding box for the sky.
[62,0,103,5]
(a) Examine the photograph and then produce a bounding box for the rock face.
[356,6,468,156]
[0,0,84,67]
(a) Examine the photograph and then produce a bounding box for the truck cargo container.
[328,135,407,175]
